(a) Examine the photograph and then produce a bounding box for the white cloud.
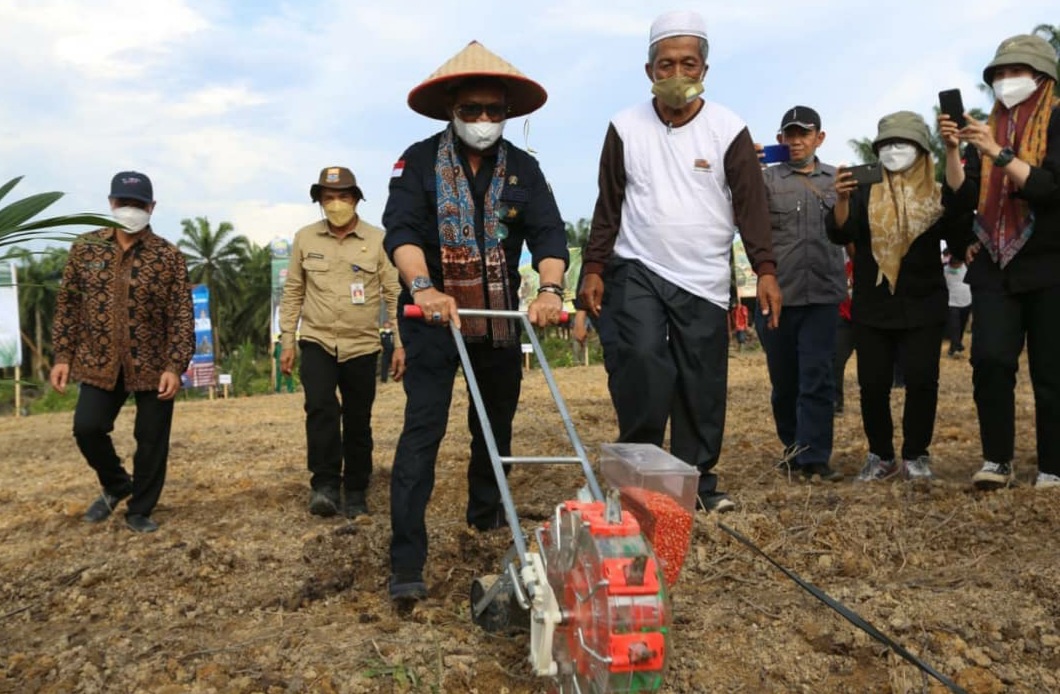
[172,85,269,118]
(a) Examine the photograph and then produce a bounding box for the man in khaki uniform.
[280,167,404,518]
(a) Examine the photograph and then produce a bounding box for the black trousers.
[604,259,729,495]
[73,371,174,517]
[947,305,971,353]
[380,341,394,383]
[854,321,944,461]
[971,286,1060,474]
[389,319,521,573]
[834,318,855,410]
[299,341,378,494]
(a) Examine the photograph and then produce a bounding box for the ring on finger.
[432,311,442,322]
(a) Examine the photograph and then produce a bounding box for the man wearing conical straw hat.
[579,10,782,514]
[382,40,568,602]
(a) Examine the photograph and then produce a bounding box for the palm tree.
[1033,23,1060,93]
[0,176,114,256]
[221,242,271,354]
[564,217,591,253]
[177,217,248,358]
[14,248,68,380]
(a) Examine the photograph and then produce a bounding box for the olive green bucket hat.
[872,111,932,153]
[983,33,1058,83]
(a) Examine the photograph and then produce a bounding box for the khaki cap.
[310,166,364,202]
[873,111,932,153]
[983,34,1058,83]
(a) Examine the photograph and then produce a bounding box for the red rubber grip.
[402,305,569,322]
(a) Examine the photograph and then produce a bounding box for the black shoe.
[308,489,339,517]
[84,488,131,523]
[468,506,506,532]
[696,491,736,513]
[774,443,808,476]
[389,571,428,602]
[834,403,844,416]
[125,514,159,533]
[801,463,844,482]
[342,490,369,519]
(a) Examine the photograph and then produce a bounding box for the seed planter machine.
[405,306,698,693]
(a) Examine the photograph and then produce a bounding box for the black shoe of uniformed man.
[342,490,369,519]
[308,488,339,517]
[84,488,131,523]
[125,514,159,533]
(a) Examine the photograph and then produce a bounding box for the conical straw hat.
[408,40,547,120]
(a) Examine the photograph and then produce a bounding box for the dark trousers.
[756,303,839,466]
[380,339,394,383]
[947,305,971,353]
[389,320,521,573]
[299,341,378,494]
[835,318,855,410]
[971,286,1060,474]
[73,371,174,517]
[854,321,944,461]
[603,259,729,495]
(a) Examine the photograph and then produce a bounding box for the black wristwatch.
[993,147,1016,168]
[409,275,433,295]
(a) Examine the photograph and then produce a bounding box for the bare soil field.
[1,349,1057,693]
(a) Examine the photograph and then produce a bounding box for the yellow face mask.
[323,199,355,227]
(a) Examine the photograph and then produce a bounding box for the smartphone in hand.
[938,89,967,128]
[761,144,791,164]
[846,162,883,186]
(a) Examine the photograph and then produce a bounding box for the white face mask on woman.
[878,142,919,173]
[113,206,151,233]
[993,76,1038,109]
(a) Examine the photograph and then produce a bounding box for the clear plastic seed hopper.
[404,306,698,693]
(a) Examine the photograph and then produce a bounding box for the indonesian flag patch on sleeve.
[391,160,405,178]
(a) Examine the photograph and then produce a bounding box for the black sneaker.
[972,461,1014,490]
[308,489,339,517]
[125,514,159,533]
[389,571,428,602]
[341,490,369,519]
[697,491,736,513]
[84,488,131,523]
[801,463,844,483]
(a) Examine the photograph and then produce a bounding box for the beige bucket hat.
[407,40,547,121]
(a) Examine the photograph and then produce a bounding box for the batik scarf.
[435,125,514,344]
[868,152,943,293]
[975,79,1058,268]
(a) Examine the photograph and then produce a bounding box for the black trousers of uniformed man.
[73,369,174,518]
[389,318,521,575]
[603,258,730,495]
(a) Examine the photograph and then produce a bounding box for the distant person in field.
[379,320,396,383]
[50,171,194,534]
[829,111,970,482]
[580,9,781,514]
[939,34,1060,490]
[942,249,972,358]
[758,105,847,482]
[278,167,404,520]
[382,41,567,603]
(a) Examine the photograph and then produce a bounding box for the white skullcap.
[649,10,708,46]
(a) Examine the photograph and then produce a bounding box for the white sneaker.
[856,453,897,482]
[1035,472,1060,489]
[903,456,934,481]
[972,461,1014,490]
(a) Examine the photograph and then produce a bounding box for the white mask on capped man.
[113,206,151,233]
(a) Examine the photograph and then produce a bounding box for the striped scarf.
[975,79,1059,268]
[435,126,514,344]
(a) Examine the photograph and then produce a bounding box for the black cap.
[109,171,153,203]
[779,106,821,132]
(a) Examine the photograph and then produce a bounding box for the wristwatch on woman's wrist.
[410,276,433,295]
[993,147,1016,168]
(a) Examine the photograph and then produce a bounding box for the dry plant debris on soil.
[1,350,1058,693]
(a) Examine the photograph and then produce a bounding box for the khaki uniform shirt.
[279,218,401,361]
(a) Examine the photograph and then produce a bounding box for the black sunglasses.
[455,102,508,121]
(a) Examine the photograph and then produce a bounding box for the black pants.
[604,259,729,495]
[835,318,855,410]
[380,343,394,383]
[299,341,378,494]
[971,286,1060,474]
[73,371,174,517]
[756,303,839,466]
[389,319,521,574]
[947,305,971,353]
[854,321,944,461]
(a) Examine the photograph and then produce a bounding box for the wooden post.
[14,365,21,417]
[222,383,229,399]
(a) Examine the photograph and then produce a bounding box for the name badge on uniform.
[350,281,366,305]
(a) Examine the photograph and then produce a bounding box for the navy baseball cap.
[109,171,154,203]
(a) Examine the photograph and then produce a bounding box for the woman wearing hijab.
[938,34,1060,491]
[828,111,969,482]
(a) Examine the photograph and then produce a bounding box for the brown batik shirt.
[52,227,195,392]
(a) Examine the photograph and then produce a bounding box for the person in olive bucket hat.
[938,33,1060,491]
[381,40,569,602]
[829,111,972,484]
[278,167,404,519]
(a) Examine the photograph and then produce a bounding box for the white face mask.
[878,143,919,173]
[113,206,151,233]
[452,118,505,151]
[993,76,1038,109]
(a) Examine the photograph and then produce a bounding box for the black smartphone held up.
[939,88,967,128]
[846,162,883,186]
[761,144,791,164]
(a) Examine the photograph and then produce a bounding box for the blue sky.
[1,0,1055,249]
